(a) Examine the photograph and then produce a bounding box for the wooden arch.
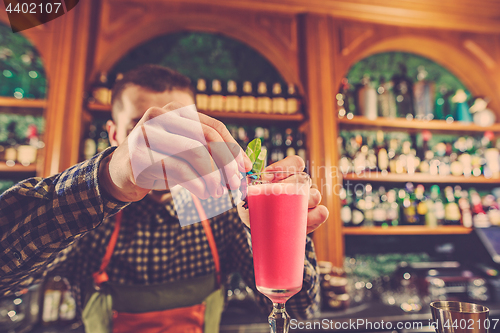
[92,5,299,89]
[338,34,500,115]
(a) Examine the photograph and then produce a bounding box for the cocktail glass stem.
[268,302,290,333]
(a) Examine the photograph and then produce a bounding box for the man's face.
[107,85,195,146]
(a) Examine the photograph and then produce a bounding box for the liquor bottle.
[284,128,296,157]
[444,186,461,225]
[352,188,365,227]
[296,131,307,162]
[83,124,97,160]
[209,79,224,111]
[96,123,110,153]
[386,189,400,226]
[364,184,374,227]
[357,75,378,120]
[256,82,272,114]
[271,83,287,114]
[241,81,256,113]
[4,121,18,163]
[433,85,448,120]
[402,183,419,225]
[195,78,209,110]
[377,77,397,118]
[270,130,284,163]
[376,131,389,173]
[286,84,300,114]
[425,189,438,228]
[340,188,353,227]
[337,78,353,117]
[92,72,111,105]
[224,80,240,112]
[58,278,76,325]
[366,135,377,171]
[41,275,65,326]
[373,186,388,226]
[452,89,472,123]
[459,190,473,228]
[17,124,38,166]
[392,64,414,119]
[429,185,445,226]
[353,144,367,174]
[413,66,435,120]
[415,184,428,224]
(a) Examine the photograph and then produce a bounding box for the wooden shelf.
[0,162,37,174]
[0,97,47,109]
[343,172,500,184]
[343,226,472,235]
[87,102,305,122]
[338,115,500,134]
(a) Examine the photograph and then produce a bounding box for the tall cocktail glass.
[246,171,310,333]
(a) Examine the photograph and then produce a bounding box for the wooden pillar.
[299,14,344,266]
[42,0,93,176]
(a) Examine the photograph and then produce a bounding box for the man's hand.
[99,102,252,202]
[251,155,329,234]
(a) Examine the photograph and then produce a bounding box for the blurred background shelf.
[87,102,305,122]
[338,116,500,134]
[343,172,500,184]
[0,97,47,109]
[0,162,37,174]
[343,226,472,235]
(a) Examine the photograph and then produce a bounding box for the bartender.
[0,65,328,333]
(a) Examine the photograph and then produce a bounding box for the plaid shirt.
[0,147,320,319]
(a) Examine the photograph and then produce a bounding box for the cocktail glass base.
[257,287,301,333]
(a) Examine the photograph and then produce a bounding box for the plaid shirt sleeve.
[0,147,129,296]
[226,209,321,319]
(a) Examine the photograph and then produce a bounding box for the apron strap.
[92,194,221,289]
[93,211,123,287]
[190,194,221,288]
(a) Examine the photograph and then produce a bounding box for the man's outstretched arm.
[0,148,128,297]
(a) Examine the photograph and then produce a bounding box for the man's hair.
[111,64,194,119]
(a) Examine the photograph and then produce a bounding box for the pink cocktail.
[246,172,310,333]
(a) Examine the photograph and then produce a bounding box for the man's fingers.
[198,113,252,171]
[306,205,329,234]
[308,188,322,208]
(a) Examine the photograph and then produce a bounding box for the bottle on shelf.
[444,186,461,225]
[433,85,449,120]
[240,81,256,113]
[286,84,300,114]
[452,89,472,123]
[17,124,38,166]
[195,78,209,111]
[92,72,111,105]
[83,124,97,160]
[224,80,240,113]
[340,187,353,227]
[357,75,378,120]
[413,66,435,120]
[373,186,388,227]
[352,188,365,227]
[402,183,419,225]
[271,83,287,114]
[96,123,110,153]
[415,184,428,224]
[386,189,400,226]
[363,184,374,227]
[40,275,65,326]
[337,78,355,118]
[284,128,296,157]
[377,77,397,118]
[270,130,285,163]
[296,131,307,162]
[256,82,272,114]
[4,121,19,165]
[458,189,473,228]
[392,64,414,120]
[208,79,224,111]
